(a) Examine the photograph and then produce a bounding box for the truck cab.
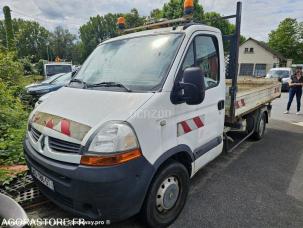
[23,2,280,227]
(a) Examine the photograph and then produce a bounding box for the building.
[238,38,290,77]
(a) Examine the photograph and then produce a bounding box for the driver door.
[174,32,225,173]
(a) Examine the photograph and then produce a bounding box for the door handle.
[218,100,225,110]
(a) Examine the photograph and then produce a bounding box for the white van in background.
[266,67,293,91]
[44,62,73,78]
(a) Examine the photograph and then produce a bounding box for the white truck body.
[30,25,226,171]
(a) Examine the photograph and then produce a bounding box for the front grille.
[48,137,81,154]
[30,127,41,142]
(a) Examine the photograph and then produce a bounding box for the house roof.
[241,38,286,61]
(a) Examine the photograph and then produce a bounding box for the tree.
[80,13,119,58]
[203,12,246,52]
[268,18,303,63]
[150,9,163,19]
[125,9,144,28]
[70,41,85,64]
[80,9,144,59]
[204,12,234,35]
[2,6,15,50]
[152,0,204,21]
[13,19,50,62]
[49,26,76,61]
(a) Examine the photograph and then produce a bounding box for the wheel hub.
[259,117,265,135]
[156,176,179,212]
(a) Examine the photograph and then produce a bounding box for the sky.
[0,0,302,41]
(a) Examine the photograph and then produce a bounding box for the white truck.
[24,2,281,227]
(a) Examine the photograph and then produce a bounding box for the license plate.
[31,167,54,191]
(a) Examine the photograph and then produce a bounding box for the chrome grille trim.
[30,127,41,142]
[48,137,81,154]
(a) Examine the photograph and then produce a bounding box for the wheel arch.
[152,145,194,177]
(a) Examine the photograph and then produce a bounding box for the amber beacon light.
[117,16,126,30]
[184,0,194,16]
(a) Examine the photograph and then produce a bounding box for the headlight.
[81,122,141,166]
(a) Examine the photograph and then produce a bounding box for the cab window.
[179,35,220,89]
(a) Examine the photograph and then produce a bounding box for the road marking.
[287,152,303,202]
[292,122,303,127]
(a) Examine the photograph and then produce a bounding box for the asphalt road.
[271,92,303,123]
[26,92,303,228]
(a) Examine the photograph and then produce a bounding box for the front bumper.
[23,137,155,221]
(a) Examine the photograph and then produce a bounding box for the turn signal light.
[117,16,126,30]
[184,0,194,16]
[80,149,142,166]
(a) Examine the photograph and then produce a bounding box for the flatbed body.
[225,77,281,123]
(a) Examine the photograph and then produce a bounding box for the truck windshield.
[46,65,72,77]
[268,70,290,78]
[74,34,183,92]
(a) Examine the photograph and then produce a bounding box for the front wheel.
[141,161,189,228]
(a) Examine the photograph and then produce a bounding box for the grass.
[0,166,28,185]
[20,74,44,87]
[0,169,12,184]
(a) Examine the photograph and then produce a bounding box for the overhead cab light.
[183,0,194,18]
[117,16,126,30]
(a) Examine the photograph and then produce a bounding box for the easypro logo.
[1,218,111,226]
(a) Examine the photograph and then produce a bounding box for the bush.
[35,59,47,75]
[0,51,30,165]
[0,81,28,165]
[19,57,37,75]
[0,51,23,86]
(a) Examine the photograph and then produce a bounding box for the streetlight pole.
[46,41,49,62]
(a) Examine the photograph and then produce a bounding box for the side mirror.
[179,67,205,105]
[71,70,77,77]
[278,77,282,82]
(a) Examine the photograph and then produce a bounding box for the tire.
[252,111,266,140]
[141,161,189,228]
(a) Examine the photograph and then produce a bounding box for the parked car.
[266,67,293,91]
[24,2,281,227]
[26,72,72,99]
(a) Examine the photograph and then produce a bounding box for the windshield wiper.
[69,78,87,88]
[87,82,132,92]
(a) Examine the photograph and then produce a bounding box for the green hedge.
[0,81,28,165]
[0,51,30,165]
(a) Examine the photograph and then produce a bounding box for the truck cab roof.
[45,63,72,66]
[269,67,292,71]
[101,24,222,45]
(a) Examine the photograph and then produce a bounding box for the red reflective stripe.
[46,119,54,129]
[61,119,71,136]
[180,121,191,133]
[235,101,240,109]
[193,116,204,128]
[241,99,246,106]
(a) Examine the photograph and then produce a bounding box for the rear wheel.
[141,161,189,228]
[252,111,266,140]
